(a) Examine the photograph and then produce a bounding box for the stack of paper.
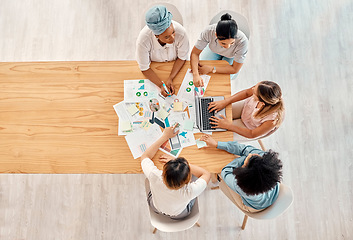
[114,73,211,159]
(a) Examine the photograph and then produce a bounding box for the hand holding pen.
[161,81,170,95]
[161,80,174,97]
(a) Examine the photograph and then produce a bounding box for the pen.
[173,122,180,133]
[194,87,201,97]
[161,81,170,95]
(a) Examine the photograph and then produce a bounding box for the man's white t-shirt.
[136,21,189,71]
[141,158,207,216]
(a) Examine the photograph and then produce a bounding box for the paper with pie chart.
[115,72,211,159]
[124,79,161,102]
[177,69,211,105]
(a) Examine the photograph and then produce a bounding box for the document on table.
[167,112,188,132]
[113,101,132,122]
[177,69,211,105]
[159,139,183,158]
[114,101,153,135]
[167,112,196,148]
[124,79,161,102]
[156,93,178,109]
[178,130,196,148]
[118,118,145,136]
[125,124,163,159]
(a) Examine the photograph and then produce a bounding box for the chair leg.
[195,222,201,227]
[241,215,248,230]
[210,173,219,190]
[258,139,266,151]
[152,228,157,234]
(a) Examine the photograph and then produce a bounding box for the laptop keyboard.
[200,98,215,130]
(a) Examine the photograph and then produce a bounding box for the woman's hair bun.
[220,13,232,21]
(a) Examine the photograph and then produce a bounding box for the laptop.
[194,93,227,132]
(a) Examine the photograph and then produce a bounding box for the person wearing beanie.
[136,5,189,97]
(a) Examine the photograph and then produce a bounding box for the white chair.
[230,98,280,150]
[141,3,184,29]
[144,178,201,233]
[219,180,294,230]
[209,10,250,40]
[256,127,279,151]
[209,128,279,190]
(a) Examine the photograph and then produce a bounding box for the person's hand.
[209,114,231,129]
[165,78,175,95]
[208,99,228,113]
[160,87,169,97]
[198,64,213,75]
[200,134,218,148]
[193,75,204,87]
[160,81,173,97]
[159,154,175,163]
[162,125,179,140]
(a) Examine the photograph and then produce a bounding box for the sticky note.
[127,104,139,116]
[120,121,132,132]
[140,119,151,130]
[196,140,207,149]
[173,102,183,112]
[183,119,194,131]
[157,108,170,120]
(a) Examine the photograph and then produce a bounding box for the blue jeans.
[199,44,239,80]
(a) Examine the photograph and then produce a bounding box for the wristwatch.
[212,66,217,73]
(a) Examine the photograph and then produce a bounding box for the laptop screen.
[194,94,201,130]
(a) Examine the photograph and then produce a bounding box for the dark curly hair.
[233,150,283,195]
[163,157,191,190]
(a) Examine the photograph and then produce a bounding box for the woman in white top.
[207,81,285,140]
[190,13,249,86]
[141,125,211,219]
[136,5,189,97]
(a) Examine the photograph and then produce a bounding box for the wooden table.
[0,61,235,173]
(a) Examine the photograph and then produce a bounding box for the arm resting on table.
[217,141,263,157]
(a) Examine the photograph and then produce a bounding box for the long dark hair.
[216,13,238,40]
[233,150,283,195]
[163,157,191,190]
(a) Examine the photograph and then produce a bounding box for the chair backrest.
[209,10,250,40]
[141,3,183,30]
[144,178,200,232]
[254,126,279,141]
[243,183,294,219]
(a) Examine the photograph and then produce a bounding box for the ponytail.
[254,81,285,127]
[216,13,238,40]
[220,13,232,21]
